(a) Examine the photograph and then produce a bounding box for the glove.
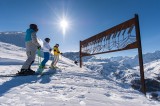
[60,53,63,55]
[37,46,41,49]
[49,49,52,52]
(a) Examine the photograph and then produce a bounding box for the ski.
[0,67,62,77]
[0,73,38,77]
[0,70,57,77]
[49,66,64,70]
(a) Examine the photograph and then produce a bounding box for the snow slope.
[0,42,159,106]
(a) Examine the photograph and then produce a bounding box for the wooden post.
[80,41,82,68]
[135,14,146,95]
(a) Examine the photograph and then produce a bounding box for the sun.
[60,19,68,28]
[60,19,68,35]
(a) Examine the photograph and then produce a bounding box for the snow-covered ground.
[0,42,159,106]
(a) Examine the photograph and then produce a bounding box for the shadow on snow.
[0,70,55,96]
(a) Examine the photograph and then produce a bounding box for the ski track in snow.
[0,42,159,106]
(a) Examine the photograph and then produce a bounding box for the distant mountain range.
[0,31,25,47]
[62,51,160,68]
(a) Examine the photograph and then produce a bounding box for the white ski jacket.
[42,40,52,52]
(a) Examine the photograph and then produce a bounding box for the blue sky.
[0,0,160,58]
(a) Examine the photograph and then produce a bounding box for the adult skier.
[18,24,41,75]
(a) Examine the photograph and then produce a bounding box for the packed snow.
[0,41,160,106]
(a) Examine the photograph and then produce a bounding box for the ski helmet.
[45,38,50,42]
[30,24,38,32]
[56,44,59,46]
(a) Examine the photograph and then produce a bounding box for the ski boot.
[17,69,35,75]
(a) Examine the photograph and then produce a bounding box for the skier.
[18,24,41,75]
[50,44,62,68]
[74,60,78,65]
[39,38,52,69]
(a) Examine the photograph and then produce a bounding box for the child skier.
[39,38,52,69]
[51,44,62,68]
[19,24,41,75]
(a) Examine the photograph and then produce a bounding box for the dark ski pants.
[41,52,50,66]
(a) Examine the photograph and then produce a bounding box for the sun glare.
[60,19,68,35]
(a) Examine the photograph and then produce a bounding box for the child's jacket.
[53,46,60,56]
[42,40,52,52]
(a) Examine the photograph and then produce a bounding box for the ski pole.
[37,49,39,65]
[38,49,41,66]
[61,54,62,60]
[38,49,39,65]
[60,53,62,60]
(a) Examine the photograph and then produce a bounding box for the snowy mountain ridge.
[0,31,24,34]
[0,31,25,48]
[63,50,160,68]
